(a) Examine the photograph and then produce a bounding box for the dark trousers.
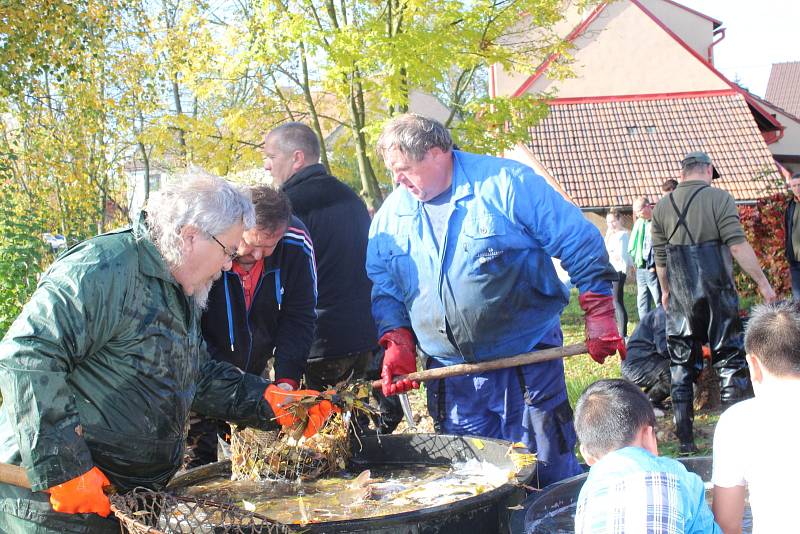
[186,415,226,469]
[612,271,628,337]
[621,357,671,406]
[666,242,750,445]
[790,260,800,303]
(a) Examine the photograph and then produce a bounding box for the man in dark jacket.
[187,185,318,467]
[0,174,335,533]
[263,122,402,433]
[785,172,800,302]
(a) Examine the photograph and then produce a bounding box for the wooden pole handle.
[371,342,588,389]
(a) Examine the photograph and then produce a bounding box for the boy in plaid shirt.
[574,379,720,534]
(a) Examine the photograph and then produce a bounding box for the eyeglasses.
[208,234,238,261]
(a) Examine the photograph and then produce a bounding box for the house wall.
[638,0,716,62]
[766,108,800,175]
[494,0,728,99]
[409,90,451,124]
[492,2,589,97]
[526,1,728,98]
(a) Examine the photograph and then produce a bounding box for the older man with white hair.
[0,173,336,533]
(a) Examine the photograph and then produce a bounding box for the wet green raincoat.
[0,222,278,532]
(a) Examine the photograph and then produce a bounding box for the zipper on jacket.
[243,270,270,374]
[224,273,235,352]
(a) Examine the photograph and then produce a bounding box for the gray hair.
[376,113,453,163]
[267,122,321,163]
[681,162,711,179]
[145,171,256,268]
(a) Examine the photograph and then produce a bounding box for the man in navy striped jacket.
[187,185,318,467]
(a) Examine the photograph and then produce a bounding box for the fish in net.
[231,381,380,481]
[110,488,297,533]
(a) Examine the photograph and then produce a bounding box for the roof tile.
[765,62,800,118]
[526,93,780,208]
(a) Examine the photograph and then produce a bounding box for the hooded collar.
[280,163,328,191]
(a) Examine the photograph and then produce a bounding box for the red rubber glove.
[379,327,420,396]
[48,466,111,517]
[263,384,340,438]
[579,292,627,364]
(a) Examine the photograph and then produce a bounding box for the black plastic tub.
[169,433,535,534]
[510,456,715,534]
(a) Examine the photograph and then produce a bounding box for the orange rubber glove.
[579,292,627,364]
[263,384,340,439]
[379,327,420,397]
[48,466,111,517]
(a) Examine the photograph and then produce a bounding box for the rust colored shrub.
[736,191,792,300]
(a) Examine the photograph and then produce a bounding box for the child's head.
[745,301,800,383]
[574,379,657,465]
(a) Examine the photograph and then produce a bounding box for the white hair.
[145,171,255,268]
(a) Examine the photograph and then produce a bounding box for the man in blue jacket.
[367,114,625,487]
[187,185,318,467]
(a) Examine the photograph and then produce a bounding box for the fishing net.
[110,489,296,533]
[231,383,379,481]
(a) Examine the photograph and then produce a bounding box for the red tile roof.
[765,62,800,118]
[526,92,780,209]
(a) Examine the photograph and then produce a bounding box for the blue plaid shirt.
[575,447,721,534]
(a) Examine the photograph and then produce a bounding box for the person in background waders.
[651,152,776,454]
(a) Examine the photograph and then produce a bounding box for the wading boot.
[719,369,753,406]
[673,401,697,455]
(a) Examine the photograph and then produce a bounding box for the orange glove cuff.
[263,385,341,438]
[48,466,111,517]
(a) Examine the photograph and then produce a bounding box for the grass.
[561,283,641,408]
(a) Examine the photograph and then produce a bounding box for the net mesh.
[230,383,379,481]
[110,489,295,533]
[230,413,352,481]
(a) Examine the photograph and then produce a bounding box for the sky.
[677,0,800,97]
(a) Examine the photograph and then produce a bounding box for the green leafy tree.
[247,0,594,210]
[0,179,49,337]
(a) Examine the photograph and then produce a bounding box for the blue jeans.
[790,261,800,303]
[636,268,661,319]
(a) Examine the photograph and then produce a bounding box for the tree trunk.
[348,77,382,211]
[139,140,151,204]
[299,43,330,170]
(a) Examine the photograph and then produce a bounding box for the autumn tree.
[246,0,593,211]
